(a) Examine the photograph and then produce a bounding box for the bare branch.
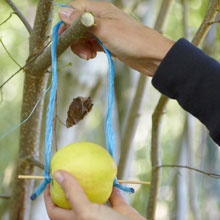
[0,38,22,68]
[28,157,44,170]
[118,76,149,179]
[192,0,219,46]
[0,40,51,90]
[208,19,220,25]
[4,0,32,34]
[181,0,189,39]
[26,13,95,76]
[0,12,15,26]
[0,194,11,199]
[155,164,220,179]
[0,67,24,90]
[146,0,174,218]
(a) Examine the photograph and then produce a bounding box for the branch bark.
[4,0,32,34]
[26,13,95,76]
[117,0,174,181]
[0,194,11,199]
[117,76,148,179]
[155,164,220,178]
[146,1,219,219]
[146,0,174,219]
[8,0,94,218]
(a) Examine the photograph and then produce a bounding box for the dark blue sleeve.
[152,38,220,146]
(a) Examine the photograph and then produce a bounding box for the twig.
[0,194,11,199]
[4,0,32,34]
[208,19,220,25]
[0,12,15,26]
[0,67,24,90]
[0,89,3,105]
[192,0,219,46]
[155,164,220,179]
[28,158,44,170]
[0,38,22,68]
[57,115,66,127]
[26,12,95,76]
[146,1,174,219]
[182,0,189,39]
[117,76,148,179]
[0,40,51,91]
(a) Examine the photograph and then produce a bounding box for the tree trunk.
[9,1,55,219]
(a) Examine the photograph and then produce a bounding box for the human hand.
[44,170,146,220]
[58,0,174,76]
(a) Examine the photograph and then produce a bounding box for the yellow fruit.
[50,142,117,209]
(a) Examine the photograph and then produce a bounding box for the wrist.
[140,27,174,76]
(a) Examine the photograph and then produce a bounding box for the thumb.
[53,170,91,214]
[58,7,82,25]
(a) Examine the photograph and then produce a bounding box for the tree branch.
[146,0,174,219]
[0,38,22,68]
[182,0,189,38]
[28,0,54,56]
[0,12,15,26]
[26,13,95,76]
[28,157,44,170]
[192,0,219,46]
[117,76,148,179]
[155,164,220,179]
[0,194,11,199]
[147,1,220,219]
[4,0,32,34]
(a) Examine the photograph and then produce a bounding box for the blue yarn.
[96,38,134,194]
[30,21,63,200]
[31,7,133,198]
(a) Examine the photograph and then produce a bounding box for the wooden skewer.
[18,175,151,185]
[117,180,151,185]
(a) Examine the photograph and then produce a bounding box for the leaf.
[66,96,93,128]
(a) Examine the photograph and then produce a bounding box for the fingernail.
[54,171,63,184]
[58,7,75,19]
[79,52,88,60]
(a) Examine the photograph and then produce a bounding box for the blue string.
[96,38,134,193]
[30,5,133,198]
[30,21,63,200]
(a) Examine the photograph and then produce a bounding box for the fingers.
[44,184,74,220]
[67,0,116,18]
[53,170,91,215]
[70,37,103,60]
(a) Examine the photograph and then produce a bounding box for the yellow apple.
[49,142,117,209]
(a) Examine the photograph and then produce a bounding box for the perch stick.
[18,175,151,185]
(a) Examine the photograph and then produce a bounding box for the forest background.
[1,0,220,219]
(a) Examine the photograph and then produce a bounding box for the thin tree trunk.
[146,1,174,219]
[9,1,55,219]
[146,0,219,219]
[117,0,174,180]
[9,1,95,218]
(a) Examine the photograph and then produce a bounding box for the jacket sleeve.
[152,38,220,146]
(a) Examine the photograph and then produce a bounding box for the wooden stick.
[18,175,151,185]
[117,180,151,185]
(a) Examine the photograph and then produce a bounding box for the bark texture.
[9,0,94,218]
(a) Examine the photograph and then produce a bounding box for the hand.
[58,0,174,76]
[44,170,146,220]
